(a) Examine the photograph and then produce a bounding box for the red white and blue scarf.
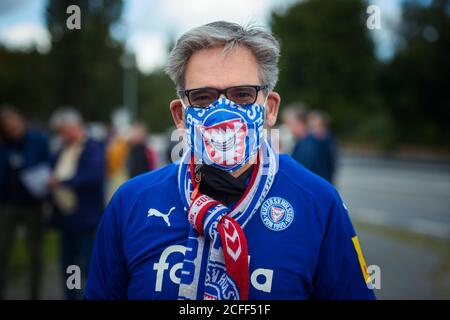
[177,140,277,300]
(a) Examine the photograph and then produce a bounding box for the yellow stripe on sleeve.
[351,236,370,284]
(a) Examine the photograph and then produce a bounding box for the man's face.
[57,123,83,144]
[170,45,280,129]
[283,115,307,140]
[0,112,25,141]
[308,115,327,138]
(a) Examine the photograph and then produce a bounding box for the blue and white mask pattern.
[185,97,265,172]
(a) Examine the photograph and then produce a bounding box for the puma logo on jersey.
[147,207,175,227]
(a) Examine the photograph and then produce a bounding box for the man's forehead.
[184,46,260,90]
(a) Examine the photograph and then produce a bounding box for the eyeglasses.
[178,85,269,108]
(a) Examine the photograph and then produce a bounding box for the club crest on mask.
[199,119,247,166]
[185,98,264,172]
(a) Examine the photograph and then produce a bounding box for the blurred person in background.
[282,102,310,156]
[126,123,157,178]
[306,110,338,184]
[48,108,105,300]
[282,103,318,178]
[105,126,129,202]
[0,106,50,300]
[283,105,337,184]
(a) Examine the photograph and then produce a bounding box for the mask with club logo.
[185,97,265,173]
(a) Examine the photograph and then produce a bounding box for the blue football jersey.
[85,154,375,300]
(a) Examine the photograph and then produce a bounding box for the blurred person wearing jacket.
[283,104,320,176]
[48,108,105,300]
[126,123,158,178]
[302,110,338,184]
[105,128,129,202]
[282,103,309,155]
[0,106,51,299]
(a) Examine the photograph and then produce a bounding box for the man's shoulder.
[108,163,182,228]
[114,162,179,204]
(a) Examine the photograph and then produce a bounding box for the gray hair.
[283,102,310,124]
[165,21,280,92]
[50,107,83,129]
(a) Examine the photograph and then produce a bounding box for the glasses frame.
[178,84,269,108]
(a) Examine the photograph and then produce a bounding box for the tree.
[378,0,450,145]
[138,70,176,133]
[0,46,55,121]
[46,0,124,121]
[271,0,386,143]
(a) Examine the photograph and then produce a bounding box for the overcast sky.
[0,0,402,73]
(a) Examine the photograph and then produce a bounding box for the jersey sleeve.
[311,190,376,300]
[85,190,128,300]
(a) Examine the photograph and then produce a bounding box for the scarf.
[177,139,277,300]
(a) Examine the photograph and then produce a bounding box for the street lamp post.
[121,51,138,122]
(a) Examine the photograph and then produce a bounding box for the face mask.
[184,97,266,173]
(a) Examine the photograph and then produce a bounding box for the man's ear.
[265,91,281,127]
[170,99,185,129]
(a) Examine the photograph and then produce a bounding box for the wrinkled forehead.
[184,46,261,90]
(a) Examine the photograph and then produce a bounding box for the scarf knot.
[187,193,249,300]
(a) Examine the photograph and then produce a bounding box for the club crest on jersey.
[260,197,294,231]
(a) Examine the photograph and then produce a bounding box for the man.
[305,110,338,184]
[86,21,375,300]
[0,106,50,299]
[286,105,337,184]
[126,122,157,178]
[282,103,309,146]
[49,108,105,300]
[282,103,313,162]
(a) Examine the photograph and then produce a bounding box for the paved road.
[337,154,450,299]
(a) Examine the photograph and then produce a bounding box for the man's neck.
[198,157,256,207]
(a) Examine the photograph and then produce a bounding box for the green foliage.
[0,0,175,131]
[271,0,384,142]
[378,0,450,146]
[0,47,56,121]
[272,0,449,148]
[10,231,59,275]
[0,0,448,147]
[46,0,125,121]
[138,70,176,132]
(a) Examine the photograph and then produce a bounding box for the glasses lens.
[188,88,218,107]
[227,86,258,105]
